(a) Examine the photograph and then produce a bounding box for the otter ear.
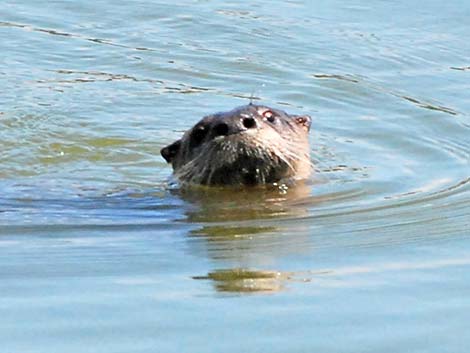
[294,115,311,131]
[161,140,181,163]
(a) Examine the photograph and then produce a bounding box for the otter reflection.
[175,183,315,294]
[193,268,292,293]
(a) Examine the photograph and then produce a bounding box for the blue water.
[1,1,469,352]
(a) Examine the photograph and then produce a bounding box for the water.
[1,0,469,351]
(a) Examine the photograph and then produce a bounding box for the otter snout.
[211,114,258,139]
[186,113,259,149]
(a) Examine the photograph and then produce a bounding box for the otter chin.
[160,104,312,186]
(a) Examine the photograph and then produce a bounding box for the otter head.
[161,104,312,186]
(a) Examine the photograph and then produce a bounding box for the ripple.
[0,21,155,51]
[312,73,460,115]
[450,66,470,71]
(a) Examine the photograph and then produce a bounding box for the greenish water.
[1,1,469,352]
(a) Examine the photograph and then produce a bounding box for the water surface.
[1,1,469,352]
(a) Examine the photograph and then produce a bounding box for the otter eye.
[263,110,276,123]
[190,126,207,147]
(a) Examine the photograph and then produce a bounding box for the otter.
[160,104,312,186]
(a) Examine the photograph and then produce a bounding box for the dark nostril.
[242,117,256,129]
[213,123,229,136]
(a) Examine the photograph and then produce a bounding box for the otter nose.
[212,115,258,138]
